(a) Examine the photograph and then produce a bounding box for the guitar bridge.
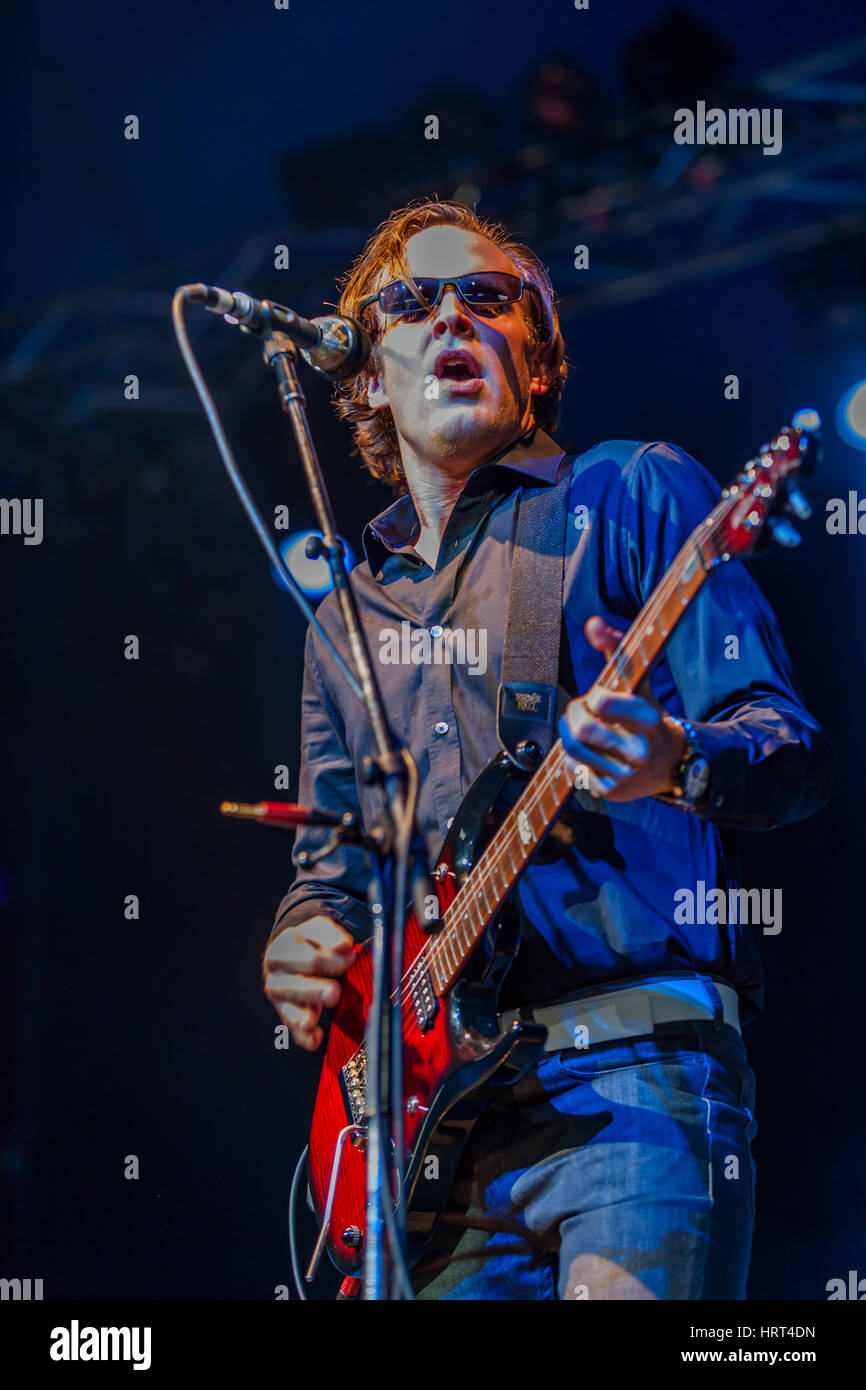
[339,1047,367,1128]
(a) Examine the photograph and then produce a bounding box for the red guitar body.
[307,754,548,1276]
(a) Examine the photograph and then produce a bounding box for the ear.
[527,340,553,399]
[366,358,390,412]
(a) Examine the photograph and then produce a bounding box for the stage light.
[791,408,822,434]
[272,530,356,598]
[835,380,866,452]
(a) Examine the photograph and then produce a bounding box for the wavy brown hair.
[334,200,568,490]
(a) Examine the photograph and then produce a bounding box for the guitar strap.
[496,454,576,770]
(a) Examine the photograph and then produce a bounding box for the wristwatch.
[658,717,711,810]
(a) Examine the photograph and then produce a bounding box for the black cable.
[288,1144,310,1301]
[171,288,363,701]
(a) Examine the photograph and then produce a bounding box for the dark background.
[2,0,864,1299]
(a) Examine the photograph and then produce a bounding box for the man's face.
[365,225,551,472]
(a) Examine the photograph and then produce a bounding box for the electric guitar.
[306,423,819,1275]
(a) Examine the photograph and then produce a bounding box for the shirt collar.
[362,430,566,575]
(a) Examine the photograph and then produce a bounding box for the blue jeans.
[411,1019,757,1300]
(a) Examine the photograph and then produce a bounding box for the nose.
[432,283,473,338]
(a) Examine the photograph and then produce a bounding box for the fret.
[680,543,700,585]
[456,918,470,960]
[450,928,462,972]
[486,865,500,906]
[492,850,505,895]
[477,874,491,915]
[614,648,632,686]
[441,930,454,974]
[429,951,443,994]
[498,854,511,896]
[458,894,476,945]
[480,865,497,912]
[438,951,452,990]
[453,923,465,965]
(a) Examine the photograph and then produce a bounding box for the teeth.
[440,358,475,378]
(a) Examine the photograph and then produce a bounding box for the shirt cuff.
[268,894,372,949]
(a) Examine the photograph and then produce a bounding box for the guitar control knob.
[516,740,543,764]
[341,1226,363,1249]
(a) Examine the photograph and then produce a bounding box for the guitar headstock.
[711,420,822,561]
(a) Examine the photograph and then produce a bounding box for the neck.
[401,424,561,562]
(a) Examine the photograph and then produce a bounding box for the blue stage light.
[791,408,822,434]
[272,530,356,598]
[835,380,866,452]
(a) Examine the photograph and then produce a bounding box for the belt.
[498,974,741,1053]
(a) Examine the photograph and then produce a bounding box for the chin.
[426,403,512,450]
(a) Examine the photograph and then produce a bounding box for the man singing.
[262,199,830,1299]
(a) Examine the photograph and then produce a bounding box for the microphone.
[184,283,371,380]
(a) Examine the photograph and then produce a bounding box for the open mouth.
[433,349,483,389]
[439,360,474,381]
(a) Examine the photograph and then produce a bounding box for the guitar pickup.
[410,966,439,1033]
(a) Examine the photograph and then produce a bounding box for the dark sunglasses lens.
[379,279,439,314]
[460,272,523,305]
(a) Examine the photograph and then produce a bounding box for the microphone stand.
[261,326,420,1301]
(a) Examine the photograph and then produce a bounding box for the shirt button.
[430,625,444,638]
[433,721,449,736]
[714,793,724,808]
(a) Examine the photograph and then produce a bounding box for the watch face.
[684,757,710,801]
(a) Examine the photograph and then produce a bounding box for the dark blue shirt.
[269,435,831,1022]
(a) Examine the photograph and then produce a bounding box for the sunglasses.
[359,271,531,321]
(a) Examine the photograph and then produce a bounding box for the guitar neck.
[427,498,730,996]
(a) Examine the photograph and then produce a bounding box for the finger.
[558,734,635,779]
[584,769,620,798]
[587,690,662,730]
[300,919,356,954]
[269,936,354,979]
[584,616,624,654]
[278,999,324,1050]
[266,972,341,1009]
[560,707,650,770]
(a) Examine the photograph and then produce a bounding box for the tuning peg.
[784,485,812,521]
[768,517,802,548]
